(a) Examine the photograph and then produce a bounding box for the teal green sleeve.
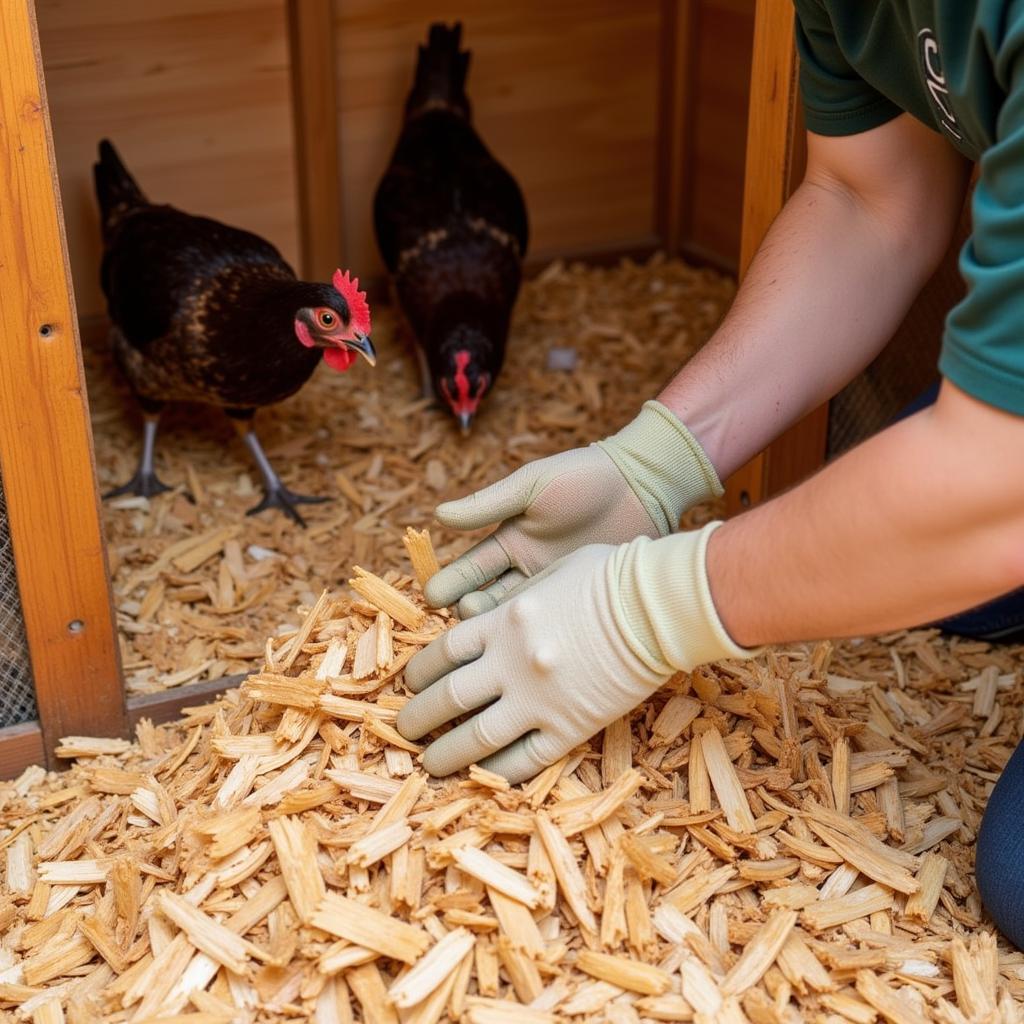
[794,0,901,137]
[941,38,1024,415]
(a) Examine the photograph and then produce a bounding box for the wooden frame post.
[0,0,126,764]
[725,0,827,514]
[656,0,695,254]
[287,0,344,281]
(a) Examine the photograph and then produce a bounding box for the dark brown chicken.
[374,23,528,432]
[95,140,375,525]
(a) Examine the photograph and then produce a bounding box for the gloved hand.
[424,401,722,618]
[397,522,756,783]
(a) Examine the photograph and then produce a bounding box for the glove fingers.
[420,702,525,777]
[457,570,529,620]
[404,614,487,694]
[479,732,562,786]
[434,469,534,531]
[397,659,502,740]
[424,536,511,609]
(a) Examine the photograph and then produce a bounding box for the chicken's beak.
[344,333,376,367]
[458,410,473,435]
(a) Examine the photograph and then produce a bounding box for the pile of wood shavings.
[2,532,1023,1023]
[84,255,733,693]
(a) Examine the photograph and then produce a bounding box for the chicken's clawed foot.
[104,470,173,501]
[246,487,328,528]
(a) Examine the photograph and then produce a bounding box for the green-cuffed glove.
[398,522,758,784]
[425,401,722,618]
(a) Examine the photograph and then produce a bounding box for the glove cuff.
[596,401,723,536]
[609,523,760,674]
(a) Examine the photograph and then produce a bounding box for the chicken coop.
[0,0,968,777]
[0,0,763,774]
[2,1,1020,1021]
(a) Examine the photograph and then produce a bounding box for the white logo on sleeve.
[918,28,963,141]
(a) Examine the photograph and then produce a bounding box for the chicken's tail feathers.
[406,22,471,119]
[94,139,146,230]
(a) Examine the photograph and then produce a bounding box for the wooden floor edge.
[0,720,45,780]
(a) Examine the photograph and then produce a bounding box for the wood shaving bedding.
[0,527,1022,1022]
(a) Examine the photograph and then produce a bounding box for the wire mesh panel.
[0,466,35,726]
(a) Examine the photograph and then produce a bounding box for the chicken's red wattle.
[322,346,356,372]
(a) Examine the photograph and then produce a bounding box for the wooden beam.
[655,0,695,254]
[0,674,246,781]
[0,722,46,781]
[725,0,825,514]
[0,0,125,766]
[127,675,245,730]
[287,0,343,280]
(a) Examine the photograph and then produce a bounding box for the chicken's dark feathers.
[96,141,336,411]
[95,141,372,516]
[94,139,146,238]
[407,22,471,119]
[374,24,528,424]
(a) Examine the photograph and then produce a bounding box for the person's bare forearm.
[708,381,1024,645]
[659,117,969,479]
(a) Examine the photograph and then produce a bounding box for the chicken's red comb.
[333,269,371,337]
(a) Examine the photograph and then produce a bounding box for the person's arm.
[708,379,1024,644]
[423,115,969,617]
[660,113,971,479]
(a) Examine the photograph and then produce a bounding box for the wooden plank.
[127,675,245,730]
[0,0,126,764]
[287,0,343,280]
[655,0,695,254]
[725,0,825,514]
[0,721,46,780]
[682,0,756,272]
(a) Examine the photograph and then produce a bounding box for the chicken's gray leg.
[230,413,327,527]
[104,411,172,499]
[415,345,434,400]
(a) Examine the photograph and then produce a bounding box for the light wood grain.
[685,0,755,270]
[725,0,827,513]
[656,0,695,255]
[287,0,343,280]
[0,722,46,781]
[333,0,662,276]
[40,0,754,315]
[0,0,126,761]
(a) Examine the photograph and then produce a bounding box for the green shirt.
[794,0,1024,415]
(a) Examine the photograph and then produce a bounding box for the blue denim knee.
[975,738,1024,950]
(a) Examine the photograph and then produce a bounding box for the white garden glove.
[425,401,722,618]
[397,522,756,783]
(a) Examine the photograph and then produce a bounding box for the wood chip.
[536,812,598,942]
[349,568,424,630]
[403,528,440,588]
[575,950,671,995]
[388,927,475,1009]
[721,909,797,995]
[310,893,430,964]
[268,816,325,924]
[700,729,756,832]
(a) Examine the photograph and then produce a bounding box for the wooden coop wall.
[37,0,755,326]
[683,0,756,268]
[0,0,754,775]
[333,0,663,276]
[36,0,302,323]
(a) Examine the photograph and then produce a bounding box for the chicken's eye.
[318,310,336,329]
